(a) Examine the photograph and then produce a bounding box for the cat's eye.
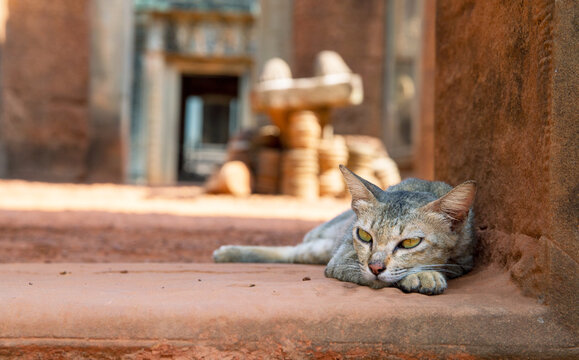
[399,237,422,249]
[356,228,372,243]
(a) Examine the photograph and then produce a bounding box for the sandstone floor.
[0,180,575,359]
[0,180,349,263]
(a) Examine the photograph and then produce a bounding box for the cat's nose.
[369,262,385,275]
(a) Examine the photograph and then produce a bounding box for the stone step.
[0,263,576,359]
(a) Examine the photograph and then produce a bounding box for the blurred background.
[0,0,435,188]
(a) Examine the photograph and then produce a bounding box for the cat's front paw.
[398,271,447,295]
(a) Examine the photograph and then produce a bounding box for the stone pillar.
[435,0,577,329]
[0,0,90,182]
[547,0,578,329]
[0,0,7,178]
[88,0,134,182]
[414,0,435,180]
[143,18,174,185]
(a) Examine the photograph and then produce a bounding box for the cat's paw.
[213,245,241,263]
[398,271,447,295]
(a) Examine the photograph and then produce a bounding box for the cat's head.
[339,165,476,287]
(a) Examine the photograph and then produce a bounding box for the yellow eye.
[400,237,422,249]
[356,228,373,242]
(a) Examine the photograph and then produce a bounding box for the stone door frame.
[143,54,252,185]
[139,10,255,185]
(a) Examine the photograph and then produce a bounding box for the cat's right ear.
[423,180,476,231]
[339,165,381,211]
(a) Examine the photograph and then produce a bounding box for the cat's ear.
[423,180,476,230]
[339,165,382,211]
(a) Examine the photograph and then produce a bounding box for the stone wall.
[0,0,129,183]
[87,0,133,183]
[415,0,435,180]
[292,0,385,137]
[435,0,577,328]
[0,0,91,182]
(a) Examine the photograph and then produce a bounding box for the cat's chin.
[368,279,391,289]
[361,272,393,289]
[378,272,403,284]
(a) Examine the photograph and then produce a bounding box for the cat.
[213,165,476,295]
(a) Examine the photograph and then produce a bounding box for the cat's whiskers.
[380,267,408,283]
[382,264,463,285]
[421,264,463,276]
[404,264,462,277]
[374,262,464,284]
[419,263,463,269]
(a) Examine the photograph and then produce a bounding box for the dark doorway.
[178,75,239,182]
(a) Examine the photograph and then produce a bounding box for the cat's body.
[214,166,476,295]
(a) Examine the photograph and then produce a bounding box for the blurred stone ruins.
[206,51,400,198]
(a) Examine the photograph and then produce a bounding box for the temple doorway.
[178,75,240,181]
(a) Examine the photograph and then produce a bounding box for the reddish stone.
[0,0,90,182]
[415,0,435,180]
[0,263,575,358]
[435,0,578,331]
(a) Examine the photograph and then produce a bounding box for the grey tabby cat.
[213,165,476,295]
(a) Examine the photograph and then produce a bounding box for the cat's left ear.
[423,180,476,230]
[339,165,382,212]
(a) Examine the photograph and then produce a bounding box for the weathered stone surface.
[435,0,577,331]
[436,1,553,236]
[415,0,435,180]
[547,0,579,331]
[86,0,133,183]
[477,229,549,301]
[0,0,129,183]
[0,263,576,359]
[2,95,89,181]
[0,0,90,182]
[2,1,90,99]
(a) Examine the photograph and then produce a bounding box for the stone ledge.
[0,263,576,359]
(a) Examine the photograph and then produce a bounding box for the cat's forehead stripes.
[374,192,438,222]
[398,224,405,235]
[379,190,438,207]
[387,223,404,236]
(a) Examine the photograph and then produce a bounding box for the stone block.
[547,241,578,331]
[3,0,89,100]
[0,0,91,181]
[0,263,576,358]
[435,0,577,339]
[253,73,363,111]
[1,93,89,181]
